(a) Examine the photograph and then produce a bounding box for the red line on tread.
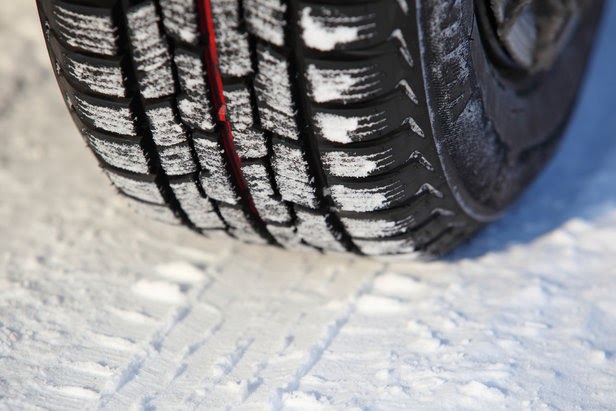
[196,0,263,224]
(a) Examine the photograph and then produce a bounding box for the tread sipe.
[36,0,602,257]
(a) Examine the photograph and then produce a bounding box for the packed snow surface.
[1,2,616,409]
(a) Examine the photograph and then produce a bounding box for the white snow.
[300,7,375,51]
[65,57,125,98]
[127,2,175,99]
[315,111,388,144]
[87,133,149,174]
[53,5,117,56]
[307,64,381,103]
[74,95,136,136]
[2,1,616,409]
[244,0,287,47]
[159,0,200,45]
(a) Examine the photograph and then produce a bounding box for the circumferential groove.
[196,0,278,245]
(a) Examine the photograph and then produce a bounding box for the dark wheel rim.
[480,0,587,73]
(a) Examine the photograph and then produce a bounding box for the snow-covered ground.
[1,2,615,409]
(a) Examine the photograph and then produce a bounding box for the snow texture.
[1,2,616,409]
[307,64,381,104]
[73,95,136,136]
[105,171,164,205]
[159,0,200,45]
[64,57,125,98]
[243,0,286,47]
[53,4,117,56]
[321,149,395,178]
[210,0,252,78]
[169,180,224,230]
[255,48,300,140]
[193,137,238,204]
[271,141,319,209]
[314,111,388,144]
[127,2,175,100]
[174,51,216,132]
[224,87,268,159]
[300,6,376,51]
[87,133,149,174]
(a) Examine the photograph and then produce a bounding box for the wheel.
[35,0,604,257]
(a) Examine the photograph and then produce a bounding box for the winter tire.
[36,0,604,257]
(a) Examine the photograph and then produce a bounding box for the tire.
[36,0,603,257]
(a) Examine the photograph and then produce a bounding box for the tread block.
[313,93,417,144]
[271,140,319,209]
[224,86,268,159]
[71,92,136,136]
[295,208,346,252]
[125,196,180,225]
[305,54,411,104]
[320,131,435,178]
[193,133,238,204]
[159,0,200,45]
[254,45,299,140]
[146,102,189,146]
[217,204,269,244]
[297,2,407,52]
[329,165,442,212]
[244,0,286,47]
[211,0,252,78]
[266,224,303,249]
[158,143,198,176]
[105,169,164,204]
[127,1,175,99]
[52,2,117,56]
[48,33,126,98]
[242,161,292,224]
[86,130,148,174]
[169,178,225,229]
[341,212,416,240]
[174,49,216,132]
